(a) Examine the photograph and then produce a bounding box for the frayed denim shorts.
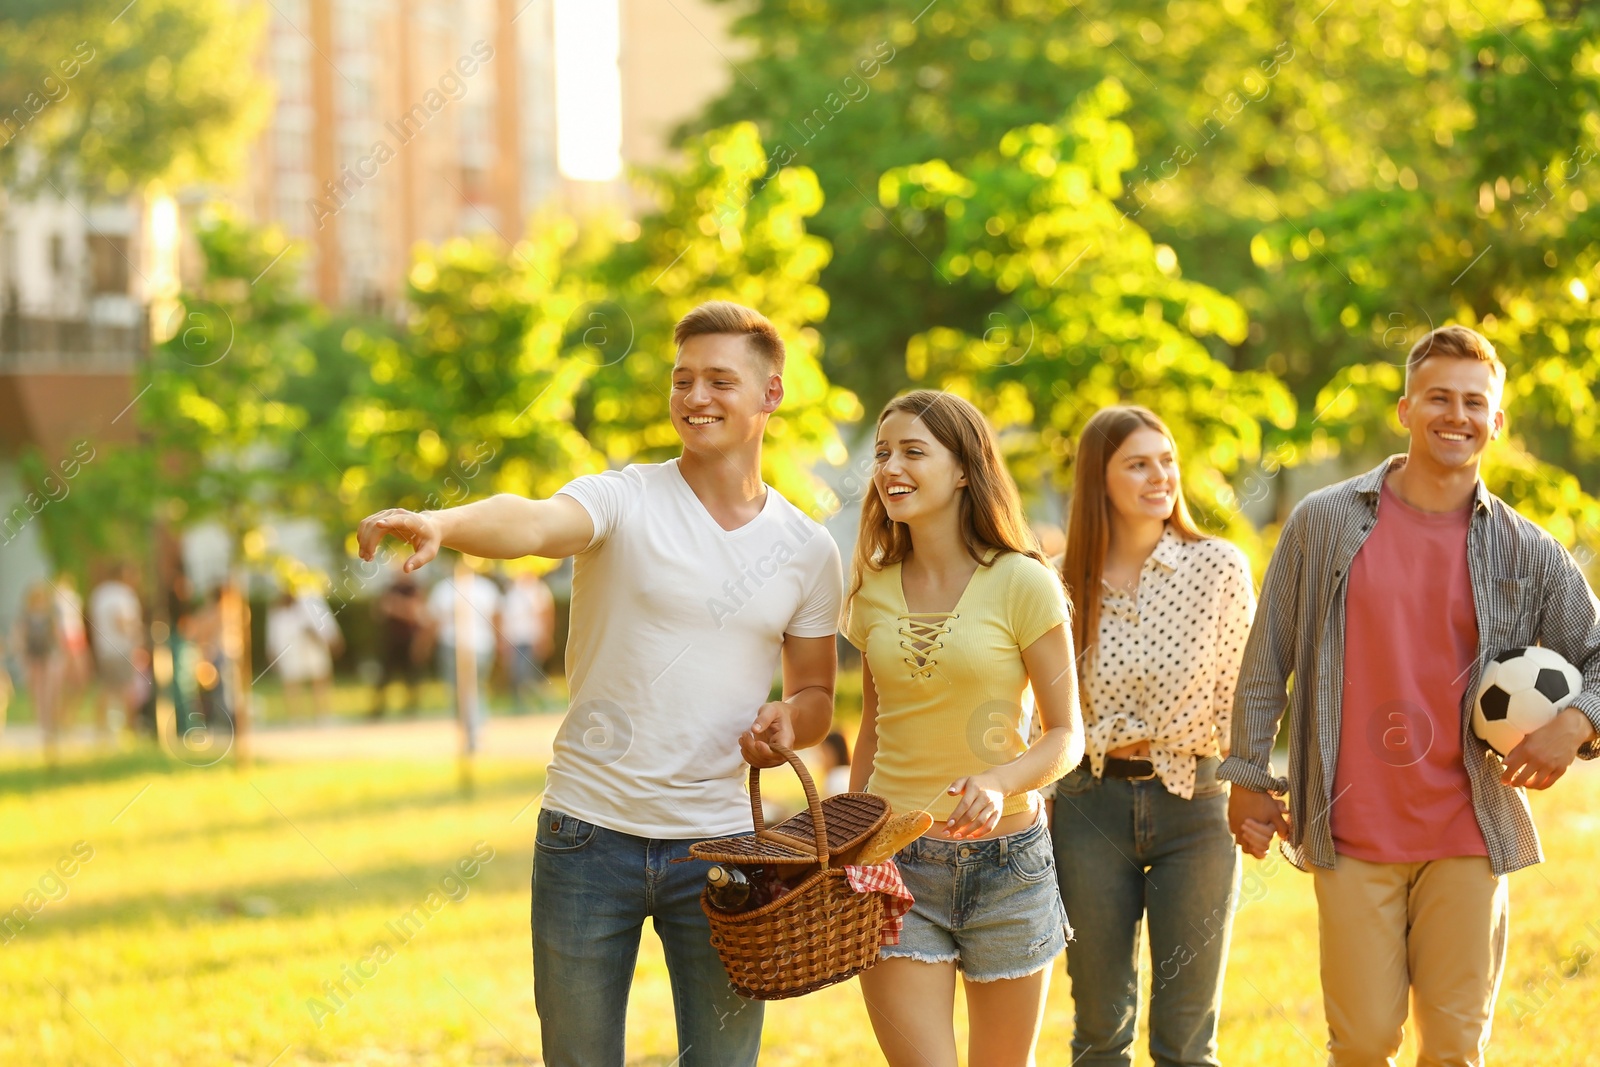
[881,814,1071,982]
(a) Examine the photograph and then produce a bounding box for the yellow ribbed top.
[844,551,1070,822]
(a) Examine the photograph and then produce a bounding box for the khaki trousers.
[1312,855,1508,1067]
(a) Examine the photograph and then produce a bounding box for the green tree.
[0,0,266,190]
[337,122,859,531]
[26,212,331,573]
[692,0,1600,559]
[329,217,598,531]
[876,81,1294,551]
[577,121,860,511]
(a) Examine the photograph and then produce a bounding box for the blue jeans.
[1051,756,1240,1067]
[531,807,763,1066]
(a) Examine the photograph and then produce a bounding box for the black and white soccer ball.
[1473,646,1582,756]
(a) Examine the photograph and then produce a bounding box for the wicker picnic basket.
[689,744,892,1000]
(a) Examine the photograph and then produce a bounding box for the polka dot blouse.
[1084,526,1256,799]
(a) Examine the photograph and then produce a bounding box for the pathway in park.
[0,712,569,761]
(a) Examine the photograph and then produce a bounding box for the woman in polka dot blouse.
[1049,405,1256,1067]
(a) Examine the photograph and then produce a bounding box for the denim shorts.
[882,815,1071,982]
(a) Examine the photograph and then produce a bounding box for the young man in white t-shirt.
[357,301,843,1066]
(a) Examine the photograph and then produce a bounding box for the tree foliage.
[692,0,1600,560]
[331,122,858,535]
[0,0,266,190]
[878,81,1294,543]
[30,125,861,578]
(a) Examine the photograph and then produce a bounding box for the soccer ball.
[1473,646,1582,756]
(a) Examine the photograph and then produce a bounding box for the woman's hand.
[944,773,1006,839]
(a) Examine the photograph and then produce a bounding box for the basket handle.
[748,744,831,871]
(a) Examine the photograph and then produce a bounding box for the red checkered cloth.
[843,859,915,947]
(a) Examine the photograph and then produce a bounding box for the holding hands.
[1227,786,1291,860]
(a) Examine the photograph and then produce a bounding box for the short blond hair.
[672,301,785,374]
[1405,325,1507,395]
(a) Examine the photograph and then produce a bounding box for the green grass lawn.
[1,747,1596,1066]
[0,675,570,732]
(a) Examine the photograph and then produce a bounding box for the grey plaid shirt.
[1218,455,1600,875]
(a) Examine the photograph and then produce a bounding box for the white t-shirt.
[88,580,142,659]
[500,577,554,647]
[545,458,843,838]
[426,574,502,655]
[266,594,341,683]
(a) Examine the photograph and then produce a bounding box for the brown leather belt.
[1082,754,1157,781]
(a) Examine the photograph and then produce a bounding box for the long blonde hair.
[1061,406,1207,671]
[847,390,1049,607]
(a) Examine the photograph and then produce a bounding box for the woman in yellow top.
[846,390,1085,1067]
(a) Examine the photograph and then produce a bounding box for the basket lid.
[691,792,890,866]
[688,747,890,868]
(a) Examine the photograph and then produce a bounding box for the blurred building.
[0,179,169,627]
[0,0,741,626]
[619,0,741,169]
[242,0,560,311]
[230,0,740,308]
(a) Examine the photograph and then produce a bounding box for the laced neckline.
[898,611,957,678]
[893,557,988,680]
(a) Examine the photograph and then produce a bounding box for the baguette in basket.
[855,809,934,865]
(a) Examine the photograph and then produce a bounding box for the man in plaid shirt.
[1220,325,1600,1066]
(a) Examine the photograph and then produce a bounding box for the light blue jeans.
[1051,756,1240,1067]
[884,813,1070,981]
[530,807,763,1067]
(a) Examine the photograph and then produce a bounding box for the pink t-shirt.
[1331,480,1488,863]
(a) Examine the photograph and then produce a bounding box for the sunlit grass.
[1,746,1595,1065]
[0,675,569,731]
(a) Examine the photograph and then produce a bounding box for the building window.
[89,234,131,295]
[50,233,65,275]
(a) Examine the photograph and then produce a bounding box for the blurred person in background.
[425,559,501,745]
[171,602,204,735]
[370,573,426,719]
[89,563,145,738]
[266,586,343,723]
[15,581,65,754]
[190,589,230,727]
[54,574,90,721]
[499,569,555,714]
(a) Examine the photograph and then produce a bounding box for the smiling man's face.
[670,332,781,455]
[1398,355,1506,473]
